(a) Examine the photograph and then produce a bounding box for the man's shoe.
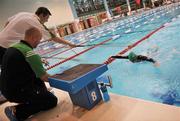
[4,106,18,121]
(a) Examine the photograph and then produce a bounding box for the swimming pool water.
[38,3,180,106]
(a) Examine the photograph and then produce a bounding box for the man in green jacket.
[0,27,57,121]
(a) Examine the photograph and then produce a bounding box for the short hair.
[35,7,52,17]
[25,27,41,37]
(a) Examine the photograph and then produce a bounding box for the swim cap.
[128,52,137,62]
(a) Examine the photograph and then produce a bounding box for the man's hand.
[41,58,49,66]
[70,44,84,48]
[51,37,79,48]
[69,43,78,48]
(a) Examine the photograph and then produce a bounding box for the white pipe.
[126,0,131,15]
[103,0,112,19]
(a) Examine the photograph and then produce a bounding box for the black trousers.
[0,46,7,65]
[3,79,58,120]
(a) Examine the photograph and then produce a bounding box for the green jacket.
[11,41,46,78]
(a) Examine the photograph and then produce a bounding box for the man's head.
[24,27,42,48]
[35,7,52,24]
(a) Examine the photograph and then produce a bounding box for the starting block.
[48,64,108,110]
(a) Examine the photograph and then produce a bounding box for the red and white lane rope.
[47,38,113,70]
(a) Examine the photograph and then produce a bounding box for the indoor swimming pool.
[36,3,180,107]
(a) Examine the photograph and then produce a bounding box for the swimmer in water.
[111,52,160,66]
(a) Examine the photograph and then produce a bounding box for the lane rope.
[46,38,112,70]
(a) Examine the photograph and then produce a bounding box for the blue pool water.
[37,3,180,106]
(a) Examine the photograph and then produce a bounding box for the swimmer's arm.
[111,55,128,59]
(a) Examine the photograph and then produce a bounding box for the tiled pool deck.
[0,88,179,121]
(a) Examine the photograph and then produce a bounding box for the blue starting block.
[48,64,108,110]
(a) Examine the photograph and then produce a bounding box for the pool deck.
[0,88,180,121]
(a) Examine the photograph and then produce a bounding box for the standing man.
[0,7,77,65]
[0,27,58,121]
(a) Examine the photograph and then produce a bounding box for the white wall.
[0,0,75,30]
